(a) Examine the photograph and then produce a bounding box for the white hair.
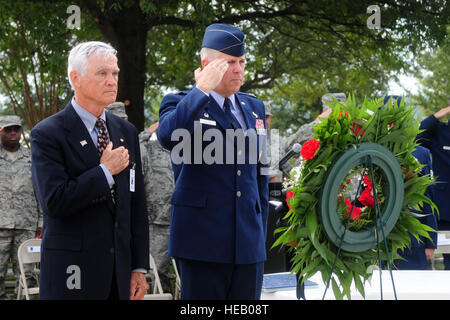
[200,47,221,61]
[67,41,117,89]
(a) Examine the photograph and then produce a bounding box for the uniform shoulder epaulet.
[238,91,257,99]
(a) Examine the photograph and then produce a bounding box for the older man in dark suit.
[30,41,149,299]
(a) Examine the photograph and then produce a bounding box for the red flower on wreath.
[286,190,295,211]
[358,188,375,207]
[358,174,378,207]
[301,139,320,160]
[363,174,373,189]
[351,121,366,136]
[404,168,414,178]
[343,197,361,221]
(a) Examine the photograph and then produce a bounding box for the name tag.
[130,168,135,192]
[27,246,40,253]
[200,118,216,126]
[443,146,450,151]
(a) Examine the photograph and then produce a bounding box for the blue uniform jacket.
[157,87,269,264]
[30,103,149,299]
[395,146,438,269]
[416,115,450,221]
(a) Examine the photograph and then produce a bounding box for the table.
[261,270,450,300]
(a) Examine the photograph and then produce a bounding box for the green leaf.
[306,210,318,236]
[353,272,366,298]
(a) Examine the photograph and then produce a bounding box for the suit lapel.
[64,103,99,169]
[234,93,254,130]
[206,96,232,130]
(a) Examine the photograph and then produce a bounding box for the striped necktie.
[95,117,116,204]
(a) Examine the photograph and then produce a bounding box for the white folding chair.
[16,238,41,300]
[171,258,181,300]
[143,254,173,300]
[432,231,450,269]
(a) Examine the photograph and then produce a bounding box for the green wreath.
[273,95,438,300]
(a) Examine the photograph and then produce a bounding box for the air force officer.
[158,24,269,300]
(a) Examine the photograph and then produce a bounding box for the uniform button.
[115,222,119,228]
[237,170,241,176]
[236,191,241,197]
[110,247,114,254]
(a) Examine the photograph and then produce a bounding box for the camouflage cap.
[0,115,22,129]
[106,102,127,118]
[264,101,272,116]
[321,93,347,111]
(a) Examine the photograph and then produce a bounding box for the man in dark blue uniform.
[395,146,438,269]
[416,103,450,269]
[157,23,269,299]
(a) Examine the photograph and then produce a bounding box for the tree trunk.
[94,3,148,132]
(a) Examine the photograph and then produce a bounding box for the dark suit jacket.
[157,88,269,265]
[30,102,149,299]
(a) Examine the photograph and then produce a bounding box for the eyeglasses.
[2,125,22,133]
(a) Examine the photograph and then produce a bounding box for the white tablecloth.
[261,270,450,300]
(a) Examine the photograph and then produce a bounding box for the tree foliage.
[409,27,450,119]
[0,0,448,133]
[0,0,100,134]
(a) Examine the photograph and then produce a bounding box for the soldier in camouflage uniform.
[266,93,346,181]
[139,122,174,294]
[0,115,42,299]
[106,101,128,120]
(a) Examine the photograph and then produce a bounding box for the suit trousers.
[107,264,119,300]
[176,258,263,300]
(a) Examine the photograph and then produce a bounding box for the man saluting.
[158,24,269,299]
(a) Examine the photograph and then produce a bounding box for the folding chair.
[171,258,181,300]
[432,231,450,269]
[143,254,173,300]
[16,238,41,300]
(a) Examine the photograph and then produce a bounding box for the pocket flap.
[170,189,207,208]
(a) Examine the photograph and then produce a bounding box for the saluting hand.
[194,58,229,94]
[100,142,129,175]
[434,105,450,120]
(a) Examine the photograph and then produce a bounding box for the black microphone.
[279,143,301,176]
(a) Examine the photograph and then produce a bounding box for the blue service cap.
[201,23,245,57]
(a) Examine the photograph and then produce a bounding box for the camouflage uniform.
[106,102,127,119]
[266,93,347,177]
[139,130,174,293]
[290,93,346,168]
[0,130,42,299]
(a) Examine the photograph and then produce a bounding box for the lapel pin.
[241,101,246,105]
[204,113,209,118]
[80,140,87,147]
[120,138,124,143]
[252,111,258,118]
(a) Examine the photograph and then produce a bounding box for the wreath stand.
[297,143,404,300]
